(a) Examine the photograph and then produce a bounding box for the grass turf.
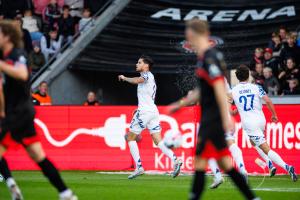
[0,171,299,200]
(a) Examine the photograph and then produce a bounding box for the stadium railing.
[30,0,114,84]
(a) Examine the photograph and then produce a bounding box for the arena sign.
[151,6,296,22]
[3,106,300,174]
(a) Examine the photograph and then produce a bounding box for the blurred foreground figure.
[0,20,77,200]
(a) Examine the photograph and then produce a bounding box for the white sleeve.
[257,85,266,98]
[141,72,149,81]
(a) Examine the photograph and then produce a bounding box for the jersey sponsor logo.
[151,6,296,22]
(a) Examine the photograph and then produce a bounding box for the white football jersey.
[137,71,158,112]
[231,82,266,136]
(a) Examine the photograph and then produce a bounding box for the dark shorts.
[196,121,230,159]
[0,109,39,148]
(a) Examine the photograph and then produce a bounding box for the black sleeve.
[196,49,226,85]
[204,49,226,81]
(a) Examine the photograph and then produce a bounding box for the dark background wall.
[49,69,196,105]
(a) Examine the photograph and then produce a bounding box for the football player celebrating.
[231,65,297,182]
[118,55,182,179]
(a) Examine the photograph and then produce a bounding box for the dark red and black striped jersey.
[2,48,34,116]
[195,48,227,124]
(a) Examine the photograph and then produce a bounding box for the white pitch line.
[96,171,194,175]
[253,188,300,192]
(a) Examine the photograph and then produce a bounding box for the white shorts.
[225,131,236,141]
[242,117,266,136]
[248,135,266,147]
[129,110,161,134]
[243,123,266,146]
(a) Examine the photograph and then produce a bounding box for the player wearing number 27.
[118,55,182,179]
[231,65,297,182]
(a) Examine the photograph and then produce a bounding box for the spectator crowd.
[1,1,299,107]
[0,0,95,75]
[249,26,300,96]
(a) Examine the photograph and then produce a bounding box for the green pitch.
[0,171,299,200]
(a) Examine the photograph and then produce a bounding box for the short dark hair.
[186,18,210,35]
[83,8,91,12]
[140,55,154,69]
[235,64,250,81]
[63,5,70,10]
[286,57,295,63]
[279,25,287,31]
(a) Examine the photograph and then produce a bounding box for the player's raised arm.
[262,95,278,122]
[167,87,200,114]
[0,58,29,81]
[118,75,145,85]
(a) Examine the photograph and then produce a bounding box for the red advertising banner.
[3,105,300,174]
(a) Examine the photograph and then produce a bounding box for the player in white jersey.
[231,65,297,182]
[118,55,182,179]
[208,78,248,189]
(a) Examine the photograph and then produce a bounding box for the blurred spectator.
[83,91,100,106]
[40,27,63,61]
[58,5,75,45]
[64,0,84,23]
[33,0,64,15]
[278,58,300,90]
[15,10,24,19]
[252,63,264,86]
[263,67,279,96]
[249,48,264,71]
[268,32,277,49]
[270,34,283,58]
[280,33,300,65]
[263,48,281,77]
[29,44,46,74]
[22,9,43,42]
[13,17,33,54]
[282,79,300,95]
[279,26,288,43]
[1,0,33,19]
[45,0,61,29]
[79,8,93,33]
[32,81,52,105]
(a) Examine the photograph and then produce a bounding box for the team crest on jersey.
[216,52,224,60]
[208,64,221,77]
[18,56,27,64]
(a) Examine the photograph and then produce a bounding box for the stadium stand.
[29,0,300,104]
[70,0,300,72]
